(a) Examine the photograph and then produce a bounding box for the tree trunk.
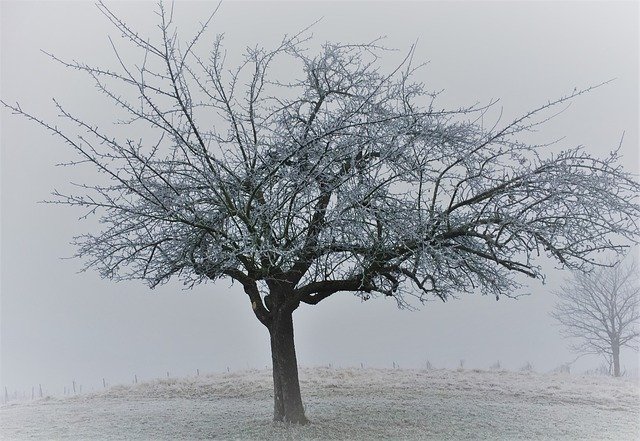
[612,342,621,377]
[269,308,308,424]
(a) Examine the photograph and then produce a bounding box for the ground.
[1,367,638,440]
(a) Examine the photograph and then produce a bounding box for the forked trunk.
[269,308,308,424]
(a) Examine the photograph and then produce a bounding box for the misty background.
[1,1,638,396]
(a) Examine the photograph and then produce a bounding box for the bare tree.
[2,3,639,423]
[552,260,639,376]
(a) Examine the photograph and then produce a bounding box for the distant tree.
[2,3,639,423]
[551,260,639,377]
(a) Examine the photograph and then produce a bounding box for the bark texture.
[612,343,621,377]
[268,305,308,424]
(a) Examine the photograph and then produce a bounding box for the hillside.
[1,367,638,440]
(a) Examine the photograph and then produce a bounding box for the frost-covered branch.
[2,2,639,322]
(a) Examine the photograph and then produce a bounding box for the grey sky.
[1,1,638,395]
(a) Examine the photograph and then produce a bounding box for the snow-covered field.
[1,367,638,440]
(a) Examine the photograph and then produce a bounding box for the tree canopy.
[3,3,639,324]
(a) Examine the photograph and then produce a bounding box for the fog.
[1,1,638,396]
